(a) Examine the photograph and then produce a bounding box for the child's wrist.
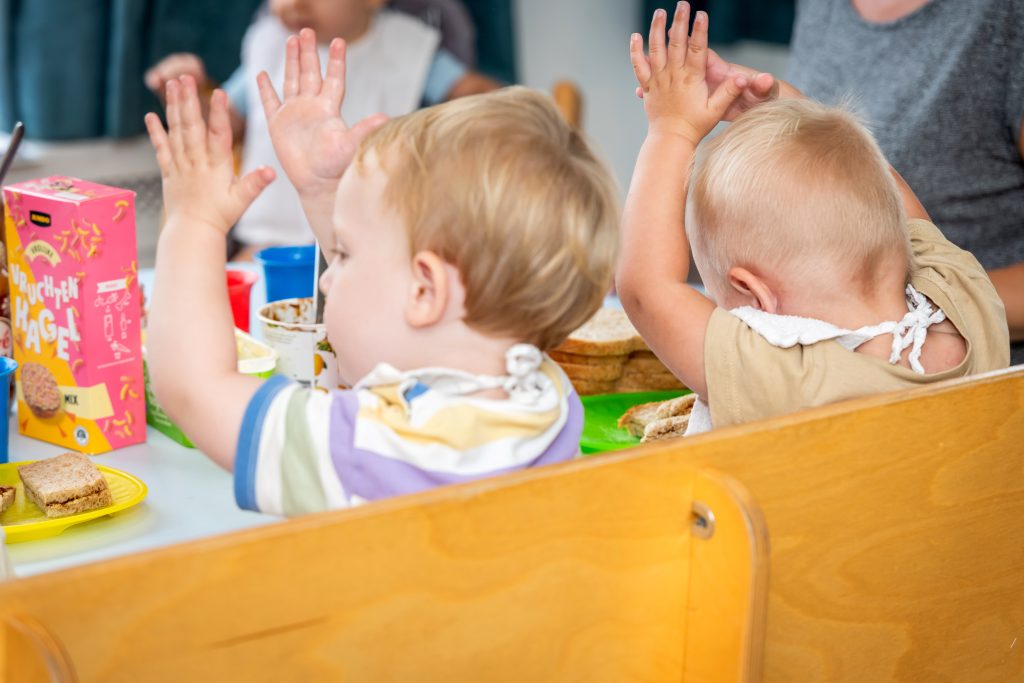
[161,213,231,243]
[647,120,705,148]
[296,179,340,200]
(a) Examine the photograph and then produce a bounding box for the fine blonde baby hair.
[686,97,909,293]
[357,86,620,350]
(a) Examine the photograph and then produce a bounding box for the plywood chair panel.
[0,455,766,682]
[639,367,1024,682]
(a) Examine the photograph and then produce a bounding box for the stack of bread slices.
[551,307,686,395]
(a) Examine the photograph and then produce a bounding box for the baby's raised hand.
[634,46,778,122]
[258,29,388,198]
[704,49,778,121]
[145,53,208,101]
[630,3,748,144]
[145,77,274,236]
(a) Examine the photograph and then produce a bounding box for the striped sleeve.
[234,377,355,516]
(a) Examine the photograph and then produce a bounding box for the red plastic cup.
[226,269,258,332]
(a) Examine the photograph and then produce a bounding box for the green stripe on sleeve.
[280,389,329,516]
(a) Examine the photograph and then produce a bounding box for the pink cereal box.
[3,176,145,453]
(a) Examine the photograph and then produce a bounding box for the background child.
[617,4,1009,433]
[145,0,499,257]
[144,30,618,515]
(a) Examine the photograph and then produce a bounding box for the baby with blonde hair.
[688,97,911,298]
[619,4,1008,433]
[145,30,618,515]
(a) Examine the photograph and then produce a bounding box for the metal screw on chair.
[691,501,715,540]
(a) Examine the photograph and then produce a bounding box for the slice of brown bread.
[654,393,697,420]
[557,361,625,382]
[569,378,618,396]
[28,488,113,518]
[0,485,14,514]
[618,366,682,385]
[641,415,691,442]
[616,401,664,437]
[622,354,672,375]
[549,350,629,367]
[556,308,649,356]
[616,374,687,392]
[18,453,113,518]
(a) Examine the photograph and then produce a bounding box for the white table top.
[2,266,632,578]
[5,265,280,578]
[5,427,279,578]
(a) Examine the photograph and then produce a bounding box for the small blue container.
[0,357,18,464]
[254,245,316,303]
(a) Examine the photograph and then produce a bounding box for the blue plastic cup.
[254,245,316,303]
[0,357,18,464]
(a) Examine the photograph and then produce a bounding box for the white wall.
[514,0,791,199]
[514,0,648,200]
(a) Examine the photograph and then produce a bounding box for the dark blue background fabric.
[0,0,516,141]
[0,0,261,140]
[642,0,793,44]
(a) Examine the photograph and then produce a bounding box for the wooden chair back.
[0,457,767,681]
[3,367,1021,681]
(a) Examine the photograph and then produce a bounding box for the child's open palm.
[630,3,747,145]
[145,77,274,235]
[258,29,387,196]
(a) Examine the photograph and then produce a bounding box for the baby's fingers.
[232,166,276,210]
[257,71,282,119]
[207,89,233,159]
[177,75,207,165]
[630,33,652,88]
[298,28,323,96]
[647,9,668,72]
[283,35,300,98]
[709,73,748,119]
[322,38,348,110]
[349,113,389,146]
[667,2,690,68]
[165,79,187,168]
[749,72,779,100]
[685,11,709,77]
[144,113,174,177]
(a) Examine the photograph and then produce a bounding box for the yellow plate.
[0,461,148,543]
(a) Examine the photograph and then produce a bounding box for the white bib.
[685,285,947,436]
[356,344,551,406]
[235,10,440,246]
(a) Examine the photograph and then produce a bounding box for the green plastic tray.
[580,390,691,455]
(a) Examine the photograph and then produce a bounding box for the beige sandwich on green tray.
[17,453,114,518]
[617,393,697,443]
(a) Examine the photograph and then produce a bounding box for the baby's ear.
[727,266,779,313]
[405,251,452,328]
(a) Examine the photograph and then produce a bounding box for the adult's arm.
[984,121,1024,343]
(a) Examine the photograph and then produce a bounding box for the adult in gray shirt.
[786,0,1024,364]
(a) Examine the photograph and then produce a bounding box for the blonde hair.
[357,86,620,350]
[686,98,909,293]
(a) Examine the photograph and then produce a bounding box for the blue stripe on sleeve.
[234,374,293,511]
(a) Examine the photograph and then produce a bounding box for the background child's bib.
[235,11,440,246]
